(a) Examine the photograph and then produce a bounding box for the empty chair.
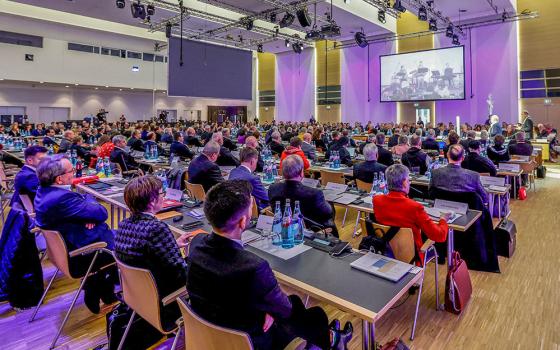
[352,179,373,238]
[319,170,349,226]
[185,181,206,202]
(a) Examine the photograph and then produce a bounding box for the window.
[101,47,122,57]
[127,51,142,59]
[68,43,98,53]
[143,53,154,62]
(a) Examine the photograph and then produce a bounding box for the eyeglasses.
[159,190,166,196]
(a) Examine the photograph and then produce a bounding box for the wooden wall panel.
[317,105,341,124]
[257,52,275,91]
[259,106,275,123]
[316,40,341,86]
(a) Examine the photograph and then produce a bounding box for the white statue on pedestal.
[486,94,494,115]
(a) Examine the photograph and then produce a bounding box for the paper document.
[424,207,460,224]
[488,185,508,192]
[256,215,274,231]
[323,191,343,202]
[434,199,468,215]
[325,182,348,193]
[241,230,263,245]
[333,193,360,205]
[249,239,312,260]
[301,178,319,188]
[350,252,413,282]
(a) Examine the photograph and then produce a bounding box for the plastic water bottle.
[329,152,335,168]
[371,173,379,194]
[281,199,294,249]
[271,161,278,177]
[144,145,150,159]
[152,145,158,160]
[71,149,78,167]
[272,201,283,246]
[158,170,168,192]
[103,157,112,177]
[75,160,83,178]
[334,151,340,169]
[95,157,103,173]
[291,201,304,245]
[380,173,388,194]
[48,145,54,155]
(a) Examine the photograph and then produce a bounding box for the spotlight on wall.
[378,9,386,24]
[446,24,454,38]
[285,39,291,47]
[354,31,368,48]
[245,19,254,31]
[452,34,460,45]
[418,5,427,21]
[257,44,264,53]
[393,0,406,13]
[146,4,155,16]
[279,12,295,28]
[429,18,438,31]
[292,42,303,54]
[131,1,146,20]
[165,22,172,38]
[116,0,125,9]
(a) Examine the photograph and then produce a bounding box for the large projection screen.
[380,46,465,102]
[168,38,253,100]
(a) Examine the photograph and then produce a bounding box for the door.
[415,108,431,126]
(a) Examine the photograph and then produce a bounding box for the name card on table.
[256,215,274,231]
[480,176,506,187]
[302,178,320,188]
[165,188,183,201]
[434,199,468,215]
[325,182,348,194]
[499,163,520,172]
[511,155,530,162]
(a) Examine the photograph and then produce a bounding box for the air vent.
[0,30,43,48]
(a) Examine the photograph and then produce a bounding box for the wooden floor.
[1,167,560,350]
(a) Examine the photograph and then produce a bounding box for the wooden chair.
[114,256,187,350]
[520,160,537,192]
[352,179,373,238]
[319,170,349,226]
[29,230,115,350]
[185,181,206,201]
[479,172,491,177]
[19,194,35,217]
[359,219,439,340]
[177,297,306,350]
[251,196,259,219]
[113,162,143,178]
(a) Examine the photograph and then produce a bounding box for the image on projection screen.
[380,46,465,102]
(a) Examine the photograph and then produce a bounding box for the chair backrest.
[355,179,372,192]
[19,194,34,214]
[520,161,536,175]
[251,196,259,219]
[0,167,9,191]
[41,230,72,277]
[319,170,345,186]
[177,297,253,350]
[478,172,490,177]
[114,256,165,333]
[359,219,416,263]
[186,182,206,201]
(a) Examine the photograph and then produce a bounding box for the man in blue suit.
[228,147,269,210]
[10,145,48,208]
[34,154,117,313]
[170,132,194,159]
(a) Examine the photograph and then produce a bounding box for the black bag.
[106,302,164,350]
[536,165,547,179]
[358,219,400,257]
[494,219,517,258]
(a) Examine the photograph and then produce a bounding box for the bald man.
[301,133,316,161]
[185,127,203,147]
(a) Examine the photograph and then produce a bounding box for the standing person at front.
[186,180,352,350]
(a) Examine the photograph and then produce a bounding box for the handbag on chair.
[445,252,472,314]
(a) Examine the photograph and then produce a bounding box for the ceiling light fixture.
[292,42,303,54]
[116,0,125,9]
[378,9,386,24]
[452,34,460,45]
[285,39,291,47]
[279,12,295,28]
[418,5,428,21]
[355,30,368,48]
[257,44,264,53]
[393,0,406,13]
[446,24,454,38]
[131,1,146,20]
[429,18,438,31]
[146,4,155,16]
[165,22,172,39]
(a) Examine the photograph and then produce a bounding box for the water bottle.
[48,145,53,155]
[75,160,83,178]
[372,173,379,194]
[159,170,168,192]
[154,145,159,160]
[103,157,112,177]
[291,201,304,245]
[271,161,278,177]
[71,149,78,167]
[144,145,150,159]
[329,152,334,169]
[334,151,340,169]
[95,157,103,173]
[281,199,294,249]
[0,134,4,144]
[272,201,283,246]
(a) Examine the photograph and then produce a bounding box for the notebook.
[350,252,413,282]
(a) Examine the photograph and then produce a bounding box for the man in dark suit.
[10,145,48,208]
[358,134,375,155]
[521,110,534,140]
[430,144,488,205]
[42,127,58,147]
[462,140,497,176]
[508,132,533,157]
[127,130,145,152]
[111,135,140,172]
[58,130,74,154]
[212,132,240,167]
[228,147,269,210]
[34,154,117,313]
[421,129,440,151]
[269,131,285,156]
[401,135,429,175]
[268,155,337,236]
[388,129,400,148]
[353,143,386,184]
[187,141,224,192]
[460,130,476,153]
[245,136,264,172]
[325,132,352,167]
[375,133,394,167]
[170,132,194,159]
[200,125,213,145]
[187,180,350,350]
[184,127,203,147]
[222,128,238,151]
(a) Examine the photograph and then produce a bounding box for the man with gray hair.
[401,135,429,175]
[213,131,240,167]
[187,140,224,191]
[268,155,337,236]
[269,131,285,156]
[373,164,451,257]
[58,129,75,153]
[353,143,387,184]
[421,129,440,151]
[110,134,140,172]
[34,154,118,313]
[301,132,316,161]
[488,115,502,137]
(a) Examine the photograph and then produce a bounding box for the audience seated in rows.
[269,131,286,156]
[487,134,510,164]
[111,135,140,172]
[301,132,316,161]
[375,133,394,167]
[170,132,194,159]
[212,132,240,167]
[326,131,352,167]
[127,130,145,152]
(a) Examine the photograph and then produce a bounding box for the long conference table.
[76,177,481,349]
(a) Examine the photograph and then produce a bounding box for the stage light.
[292,42,303,54]
[378,9,386,24]
[165,22,172,38]
[393,0,406,13]
[270,13,277,23]
[245,19,254,31]
[257,44,264,53]
[418,5,427,21]
[146,4,155,16]
[285,39,291,47]
[116,0,125,9]
[446,24,454,38]
[296,8,312,27]
[452,34,460,45]
[429,18,438,31]
[131,1,146,20]
[279,12,295,28]
[355,31,368,48]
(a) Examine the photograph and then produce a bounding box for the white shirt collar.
[53,184,72,191]
[241,164,252,173]
[23,164,36,171]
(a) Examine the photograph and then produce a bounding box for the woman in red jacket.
[280,136,310,171]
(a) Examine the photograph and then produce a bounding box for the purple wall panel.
[435,23,519,124]
[341,41,397,124]
[275,49,315,122]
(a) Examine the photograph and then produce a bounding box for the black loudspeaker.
[296,8,312,27]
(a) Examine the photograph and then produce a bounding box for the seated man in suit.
[212,132,240,167]
[58,130,74,154]
[42,127,57,147]
[10,145,48,208]
[170,132,194,159]
[110,135,140,173]
[280,137,310,171]
[269,155,338,236]
[34,154,117,313]
[401,135,429,175]
[269,131,286,156]
[374,164,450,259]
[127,130,145,152]
[358,134,375,155]
[200,125,213,145]
[186,180,351,350]
[245,136,264,173]
[222,128,238,151]
[375,133,394,167]
[325,132,353,167]
[228,147,269,210]
[187,141,224,192]
[462,140,497,176]
[184,127,203,147]
[353,143,387,184]
[508,132,533,157]
[430,144,488,205]
[421,129,440,151]
[301,133,317,162]
[487,134,510,164]
[459,130,476,153]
